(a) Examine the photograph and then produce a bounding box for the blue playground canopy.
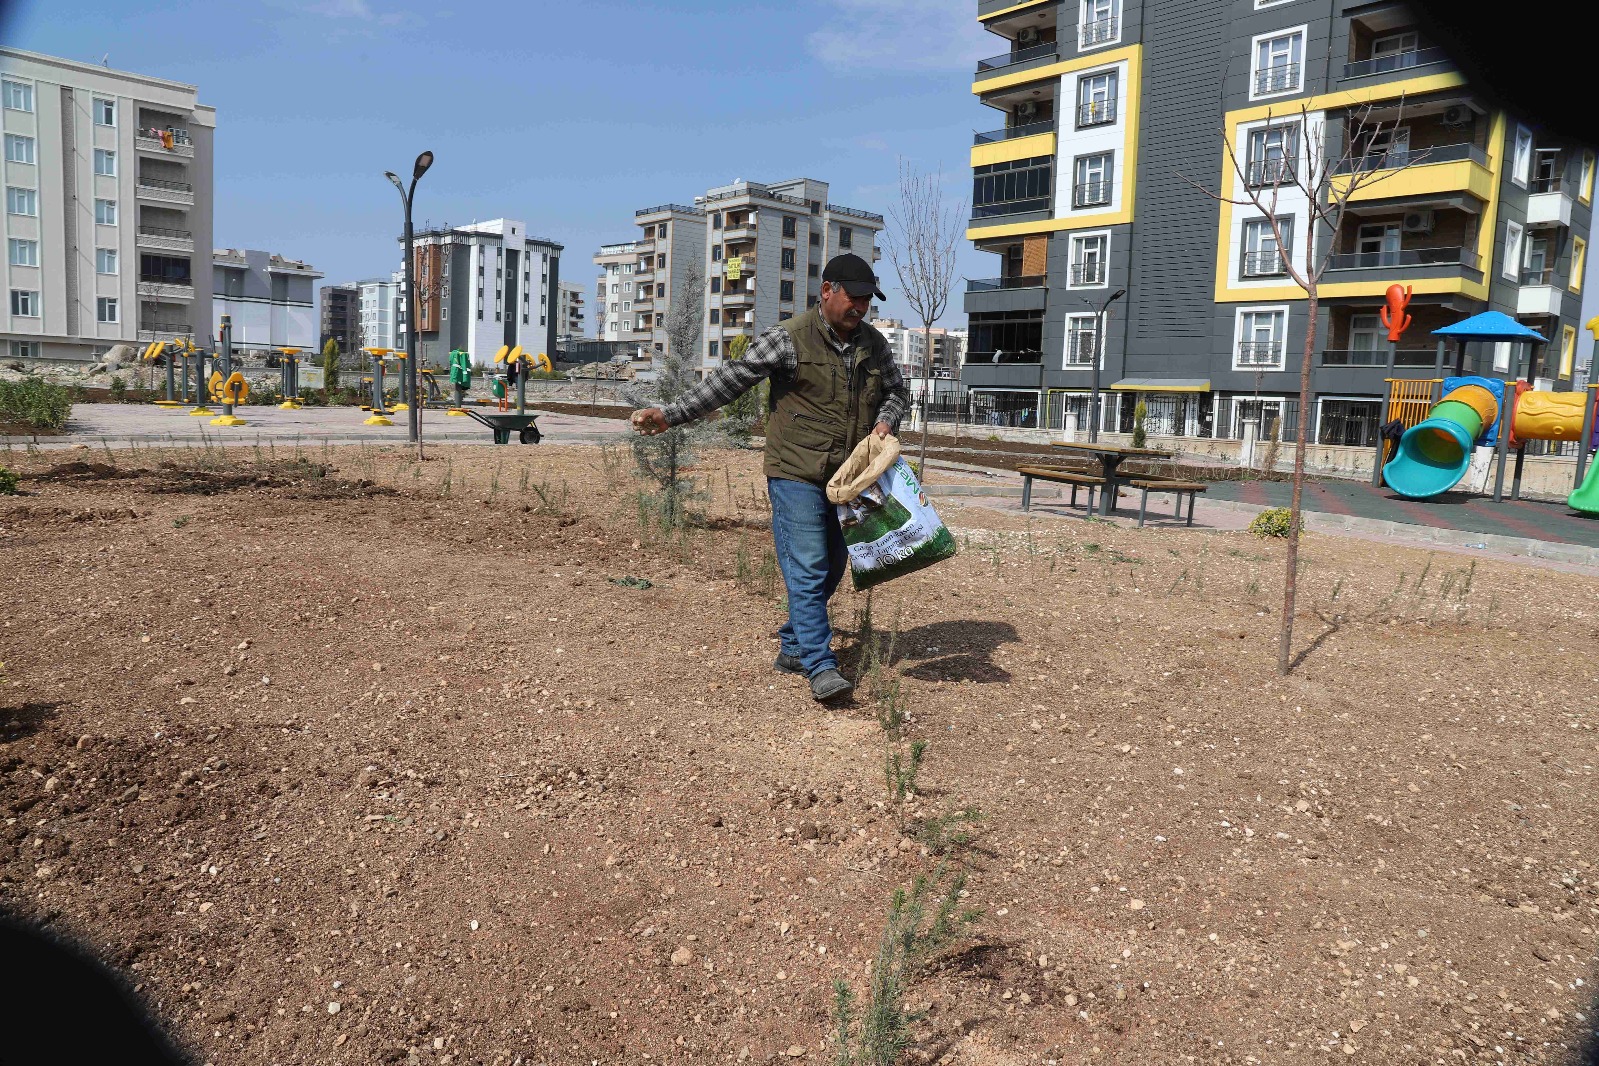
[1431,311,1547,343]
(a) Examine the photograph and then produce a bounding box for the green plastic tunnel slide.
[1382,380,1500,500]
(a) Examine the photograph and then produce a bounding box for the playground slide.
[1382,376,1502,499]
[1571,457,1599,514]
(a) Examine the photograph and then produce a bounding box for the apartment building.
[557,279,585,339]
[2,48,214,361]
[396,218,561,369]
[597,179,884,374]
[212,248,321,352]
[873,318,966,378]
[319,282,359,355]
[961,0,1594,445]
[355,274,401,352]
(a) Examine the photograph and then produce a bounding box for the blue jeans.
[768,476,847,678]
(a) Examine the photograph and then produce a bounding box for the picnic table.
[1050,441,1171,516]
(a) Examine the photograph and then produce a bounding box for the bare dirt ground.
[2,440,1598,1066]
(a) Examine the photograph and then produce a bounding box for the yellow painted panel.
[971,131,1056,168]
[968,210,1130,241]
[1334,158,1494,203]
[977,0,1054,21]
[1214,276,1480,303]
[1225,71,1467,127]
[973,43,1140,95]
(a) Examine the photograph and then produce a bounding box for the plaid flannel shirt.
[661,318,910,431]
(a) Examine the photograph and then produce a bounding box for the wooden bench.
[1128,479,1208,527]
[1017,465,1108,513]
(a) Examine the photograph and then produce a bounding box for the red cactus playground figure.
[1380,283,1413,342]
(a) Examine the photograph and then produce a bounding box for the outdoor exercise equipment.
[445,348,471,416]
[276,348,305,409]
[208,315,248,427]
[143,341,184,408]
[391,350,411,412]
[465,344,541,444]
[361,347,395,426]
[188,338,216,417]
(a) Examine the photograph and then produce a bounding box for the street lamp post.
[385,151,434,451]
[1086,288,1127,443]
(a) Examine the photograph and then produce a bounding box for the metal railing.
[140,274,193,286]
[972,196,1051,219]
[1521,267,1556,285]
[1321,348,1437,367]
[137,225,192,240]
[1326,246,1479,270]
[140,320,191,334]
[1077,99,1116,127]
[1254,62,1300,95]
[974,119,1055,144]
[1245,158,1294,186]
[1064,333,1099,365]
[136,176,192,192]
[1529,176,1564,194]
[967,275,1046,292]
[1236,342,1284,366]
[597,242,639,255]
[1332,141,1488,174]
[1070,262,1104,285]
[1079,15,1118,46]
[1242,250,1285,276]
[1072,180,1112,208]
[963,350,1044,365]
[1342,46,1450,80]
[634,203,702,217]
[826,202,885,223]
[977,41,1057,73]
[138,126,192,146]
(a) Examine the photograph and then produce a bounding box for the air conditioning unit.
[1402,209,1435,234]
[1017,99,1039,120]
[1441,105,1472,128]
[1017,25,1040,46]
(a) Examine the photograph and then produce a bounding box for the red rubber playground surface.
[1205,477,1599,548]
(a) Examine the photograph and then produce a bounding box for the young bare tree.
[1183,98,1425,674]
[884,159,964,475]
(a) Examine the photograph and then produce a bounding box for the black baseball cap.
[822,253,886,301]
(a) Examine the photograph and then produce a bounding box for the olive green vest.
[764,309,889,486]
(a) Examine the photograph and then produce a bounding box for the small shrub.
[0,376,73,430]
[0,467,18,495]
[1131,399,1148,449]
[108,376,127,403]
[1249,507,1293,538]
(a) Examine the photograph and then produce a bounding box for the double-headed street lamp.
[1085,287,1126,443]
[385,150,434,447]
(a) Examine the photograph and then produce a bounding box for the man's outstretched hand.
[873,421,892,438]
[631,408,670,436]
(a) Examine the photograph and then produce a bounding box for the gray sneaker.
[774,652,804,675]
[809,668,853,702]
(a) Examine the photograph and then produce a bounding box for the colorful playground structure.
[1373,291,1599,515]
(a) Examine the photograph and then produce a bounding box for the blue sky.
[8,0,996,325]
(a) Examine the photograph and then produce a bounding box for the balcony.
[135,127,194,158]
[967,275,1045,291]
[723,289,756,307]
[135,176,194,205]
[1526,178,1574,228]
[1254,63,1301,96]
[1077,99,1116,128]
[964,350,1043,365]
[1071,180,1112,209]
[722,224,756,243]
[1333,141,1488,176]
[1342,46,1451,81]
[138,275,195,300]
[976,41,1057,75]
[1326,246,1480,272]
[1516,269,1564,316]
[1236,342,1285,368]
[1079,15,1118,48]
[974,119,1055,145]
[634,203,702,218]
[138,319,193,339]
[136,225,194,253]
[633,237,656,253]
[1320,348,1436,368]
[973,196,1051,220]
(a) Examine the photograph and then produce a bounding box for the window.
[1252,28,1305,97]
[8,238,38,267]
[712,212,722,229]
[1581,152,1596,205]
[779,311,794,322]
[7,187,37,216]
[1245,122,1298,185]
[1242,217,1290,276]
[11,340,39,359]
[973,155,1052,217]
[780,280,795,301]
[1080,0,1119,48]
[94,97,116,126]
[4,134,34,164]
[1502,220,1523,281]
[782,215,797,238]
[95,198,117,225]
[1068,232,1108,286]
[1371,31,1419,66]
[810,232,820,247]
[623,281,632,294]
[622,301,631,312]
[1572,237,1587,294]
[1561,325,1578,379]
[1064,315,1099,365]
[808,295,819,307]
[96,297,119,323]
[808,263,820,278]
[840,227,853,249]
[1512,125,1533,186]
[10,290,40,317]
[3,80,33,112]
[1531,148,1561,193]
[1235,308,1287,369]
[1077,71,1117,127]
[710,308,721,325]
[96,248,117,274]
[1352,222,1400,267]
[781,248,796,270]
[94,149,116,176]
[712,245,722,262]
[1073,152,1114,208]
[710,276,722,294]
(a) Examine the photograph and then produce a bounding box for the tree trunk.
[1279,286,1317,675]
[916,323,933,478]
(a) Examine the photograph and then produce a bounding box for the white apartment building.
[357,273,401,352]
[557,279,585,339]
[2,48,215,361]
[873,318,966,378]
[212,248,321,351]
[592,239,651,356]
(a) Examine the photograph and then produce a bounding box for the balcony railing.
[1077,99,1116,127]
[826,203,886,224]
[1237,342,1285,367]
[1245,158,1294,186]
[1254,62,1301,95]
[1242,251,1286,277]
[1521,267,1556,286]
[139,126,192,146]
[965,350,1044,365]
[1342,46,1450,80]
[973,196,1051,219]
[1326,246,1480,270]
[1529,176,1564,194]
[967,275,1046,291]
[136,176,193,192]
[634,203,702,217]
[1070,262,1105,285]
[1079,15,1118,47]
[974,119,1055,145]
[140,320,192,334]
[1332,141,1488,174]
[976,41,1057,73]
[1321,348,1437,367]
[140,273,194,286]
[137,225,192,240]
[1072,180,1112,208]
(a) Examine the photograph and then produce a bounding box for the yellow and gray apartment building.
[961,0,1595,446]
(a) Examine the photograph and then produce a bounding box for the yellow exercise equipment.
[209,371,249,426]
